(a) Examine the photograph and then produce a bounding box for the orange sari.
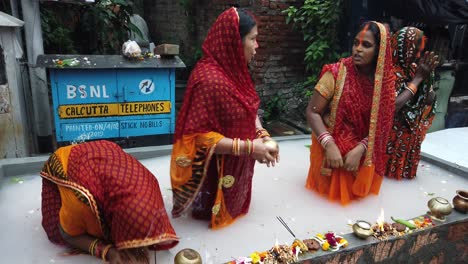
[306,22,396,205]
[170,7,260,229]
[41,140,179,250]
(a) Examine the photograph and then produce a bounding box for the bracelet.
[101,244,113,261]
[232,138,239,156]
[245,139,253,155]
[406,82,418,95]
[317,131,335,149]
[359,137,368,151]
[255,128,271,138]
[88,239,100,256]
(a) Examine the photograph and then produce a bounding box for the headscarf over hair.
[391,27,426,79]
[391,26,432,129]
[41,141,179,250]
[174,7,259,139]
[391,27,426,85]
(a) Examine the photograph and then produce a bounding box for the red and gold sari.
[385,27,435,180]
[41,140,179,250]
[306,22,396,205]
[170,7,260,229]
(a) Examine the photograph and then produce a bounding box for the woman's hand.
[414,51,439,80]
[251,138,277,167]
[324,141,343,169]
[343,145,366,172]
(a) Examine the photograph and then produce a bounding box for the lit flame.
[376,208,385,232]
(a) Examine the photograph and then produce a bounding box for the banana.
[391,216,417,229]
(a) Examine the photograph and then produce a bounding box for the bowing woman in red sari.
[41,140,178,264]
[305,22,396,205]
[170,8,279,229]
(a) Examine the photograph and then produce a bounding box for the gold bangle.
[88,239,99,256]
[101,244,113,261]
[407,82,418,94]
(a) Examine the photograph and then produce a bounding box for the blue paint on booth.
[37,55,185,145]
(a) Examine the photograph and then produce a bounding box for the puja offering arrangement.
[361,208,435,241]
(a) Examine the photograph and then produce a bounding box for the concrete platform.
[421,127,468,174]
[0,134,467,263]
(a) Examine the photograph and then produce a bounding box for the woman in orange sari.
[41,140,178,264]
[305,21,396,205]
[170,8,278,229]
[385,27,439,180]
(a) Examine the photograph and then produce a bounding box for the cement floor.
[0,137,467,264]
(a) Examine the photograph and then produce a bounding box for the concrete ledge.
[296,211,467,264]
[0,144,174,180]
[0,136,311,179]
[421,152,468,178]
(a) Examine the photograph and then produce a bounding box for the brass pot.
[263,139,279,152]
[453,190,468,214]
[427,197,453,221]
[263,139,279,160]
[174,248,202,264]
[352,220,373,239]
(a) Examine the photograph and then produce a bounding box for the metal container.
[453,190,468,214]
[352,220,374,239]
[427,197,453,221]
[174,248,202,264]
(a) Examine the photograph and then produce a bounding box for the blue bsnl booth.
[37,55,185,147]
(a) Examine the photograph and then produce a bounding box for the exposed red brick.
[372,241,393,262]
[429,251,446,264]
[447,221,468,241]
[409,232,439,255]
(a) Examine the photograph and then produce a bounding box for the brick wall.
[143,0,307,114]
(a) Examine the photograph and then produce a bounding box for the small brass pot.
[352,220,374,239]
[453,190,468,214]
[427,197,453,222]
[263,139,279,152]
[174,248,202,264]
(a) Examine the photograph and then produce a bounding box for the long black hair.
[238,9,256,41]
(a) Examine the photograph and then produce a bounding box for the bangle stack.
[359,137,368,151]
[405,82,418,95]
[232,138,254,156]
[317,131,334,148]
[255,128,271,138]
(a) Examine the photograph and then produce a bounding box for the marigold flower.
[250,252,260,263]
[322,241,330,251]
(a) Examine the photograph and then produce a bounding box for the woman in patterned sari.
[385,27,439,180]
[305,22,396,205]
[170,7,278,229]
[41,140,178,264]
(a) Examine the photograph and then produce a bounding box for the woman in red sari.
[385,27,439,180]
[305,22,396,205]
[170,7,278,229]
[41,140,178,264]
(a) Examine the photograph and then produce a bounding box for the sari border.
[172,144,217,218]
[364,21,387,166]
[116,233,180,250]
[40,171,104,235]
